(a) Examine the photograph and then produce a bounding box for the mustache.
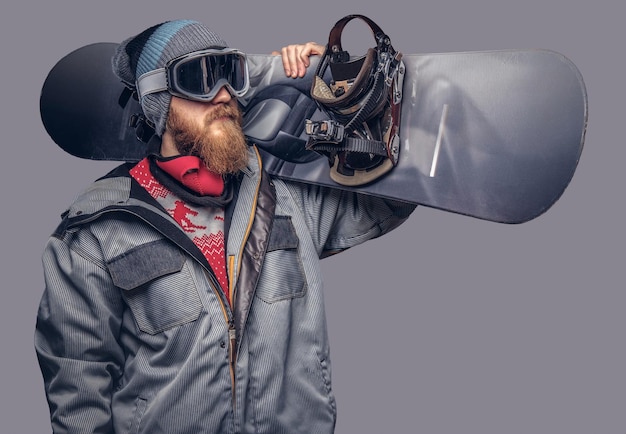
[204,102,242,124]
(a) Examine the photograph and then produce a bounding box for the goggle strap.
[136,69,168,100]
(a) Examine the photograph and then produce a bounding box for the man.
[35,19,415,433]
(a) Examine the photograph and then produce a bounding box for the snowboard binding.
[306,14,405,186]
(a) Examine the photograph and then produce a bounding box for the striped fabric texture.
[35,147,416,433]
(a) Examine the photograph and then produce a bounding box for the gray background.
[1,0,623,432]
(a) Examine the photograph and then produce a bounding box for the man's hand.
[272,42,325,78]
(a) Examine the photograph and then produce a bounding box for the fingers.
[274,42,325,78]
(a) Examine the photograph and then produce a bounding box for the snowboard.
[40,42,587,224]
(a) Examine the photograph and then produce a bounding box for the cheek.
[172,98,210,119]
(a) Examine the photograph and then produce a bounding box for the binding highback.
[306,14,405,186]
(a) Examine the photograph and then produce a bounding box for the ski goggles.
[136,48,249,102]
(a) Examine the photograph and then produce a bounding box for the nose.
[211,86,233,104]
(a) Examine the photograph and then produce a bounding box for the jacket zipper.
[228,321,237,403]
[203,269,238,409]
[223,147,264,412]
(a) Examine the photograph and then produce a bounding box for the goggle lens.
[170,52,248,97]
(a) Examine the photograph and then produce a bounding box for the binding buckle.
[305,119,345,143]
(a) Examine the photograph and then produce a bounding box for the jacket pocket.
[128,397,147,434]
[255,216,307,303]
[108,239,203,334]
[317,357,337,414]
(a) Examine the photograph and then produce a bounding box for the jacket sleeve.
[283,181,417,257]
[35,229,125,433]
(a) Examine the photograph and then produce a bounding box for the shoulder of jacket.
[52,163,161,235]
[66,168,133,218]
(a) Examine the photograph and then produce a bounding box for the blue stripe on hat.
[136,19,198,77]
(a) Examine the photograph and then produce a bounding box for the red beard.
[166,100,249,175]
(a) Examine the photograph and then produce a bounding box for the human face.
[162,87,249,175]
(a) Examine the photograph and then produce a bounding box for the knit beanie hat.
[112,20,228,136]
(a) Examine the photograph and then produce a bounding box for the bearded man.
[35,19,415,434]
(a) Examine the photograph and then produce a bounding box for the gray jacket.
[35,147,415,433]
